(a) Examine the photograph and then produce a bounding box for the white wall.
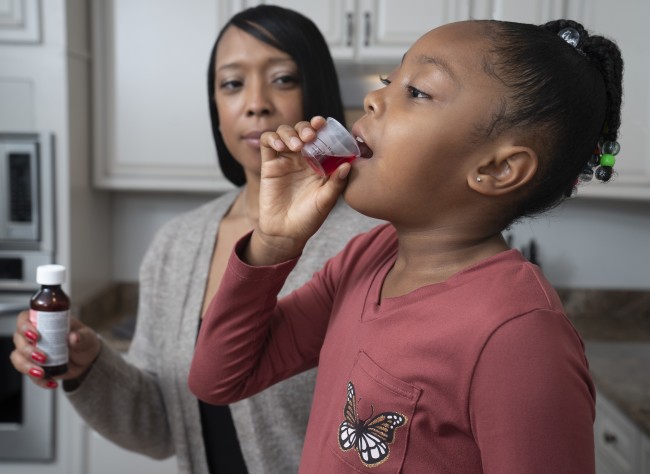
[110,192,650,290]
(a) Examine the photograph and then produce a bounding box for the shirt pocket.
[328,350,421,473]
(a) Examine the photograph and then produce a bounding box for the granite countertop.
[558,289,650,437]
[79,285,650,437]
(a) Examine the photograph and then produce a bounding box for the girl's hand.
[10,310,102,389]
[248,116,351,266]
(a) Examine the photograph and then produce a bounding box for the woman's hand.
[10,310,102,389]
[248,116,351,266]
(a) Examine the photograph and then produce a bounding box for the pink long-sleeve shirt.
[190,224,595,473]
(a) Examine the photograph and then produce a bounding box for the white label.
[29,309,70,367]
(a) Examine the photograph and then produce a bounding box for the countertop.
[557,289,650,437]
[79,285,650,437]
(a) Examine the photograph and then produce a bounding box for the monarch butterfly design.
[338,381,407,467]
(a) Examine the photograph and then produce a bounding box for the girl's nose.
[363,87,381,114]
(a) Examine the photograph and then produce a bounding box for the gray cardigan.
[65,189,380,473]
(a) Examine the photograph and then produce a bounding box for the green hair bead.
[600,153,616,167]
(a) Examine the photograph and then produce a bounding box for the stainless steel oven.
[0,132,56,461]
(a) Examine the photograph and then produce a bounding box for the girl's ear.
[468,146,538,196]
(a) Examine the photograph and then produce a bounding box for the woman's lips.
[242,131,269,148]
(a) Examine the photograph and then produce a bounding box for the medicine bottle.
[29,264,70,377]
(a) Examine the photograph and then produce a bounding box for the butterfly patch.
[338,381,407,467]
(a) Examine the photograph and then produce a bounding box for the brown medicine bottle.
[29,264,70,377]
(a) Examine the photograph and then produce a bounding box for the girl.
[10,6,379,474]
[189,19,623,473]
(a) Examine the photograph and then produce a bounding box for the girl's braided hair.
[477,19,623,221]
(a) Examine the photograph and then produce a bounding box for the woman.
[10,6,380,473]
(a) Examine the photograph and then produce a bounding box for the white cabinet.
[91,0,650,198]
[91,0,236,192]
[594,391,650,474]
[566,0,650,200]
[0,0,41,43]
[643,435,650,473]
[249,0,567,63]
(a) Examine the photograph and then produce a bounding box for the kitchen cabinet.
[594,391,645,473]
[247,0,565,63]
[566,0,650,200]
[644,436,650,473]
[0,0,41,44]
[92,0,650,199]
[91,0,236,192]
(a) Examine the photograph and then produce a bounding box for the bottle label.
[29,309,70,367]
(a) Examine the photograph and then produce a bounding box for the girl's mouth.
[355,136,374,159]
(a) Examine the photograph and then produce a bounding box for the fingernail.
[25,330,38,343]
[45,380,58,389]
[31,352,46,363]
[289,137,302,149]
[273,139,284,149]
[29,367,44,378]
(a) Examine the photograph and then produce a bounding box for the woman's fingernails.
[31,352,46,363]
[289,137,302,149]
[25,330,38,343]
[29,367,44,378]
[45,380,58,389]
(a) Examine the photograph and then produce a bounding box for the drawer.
[594,392,642,473]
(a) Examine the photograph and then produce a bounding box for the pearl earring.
[476,176,482,182]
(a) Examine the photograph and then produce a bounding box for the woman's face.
[347,21,506,227]
[214,26,304,180]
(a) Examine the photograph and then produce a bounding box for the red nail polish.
[29,367,44,378]
[45,380,58,389]
[31,352,46,363]
[25,330,38,343]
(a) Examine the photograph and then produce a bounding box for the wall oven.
[0,132,56,461]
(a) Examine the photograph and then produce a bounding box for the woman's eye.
[220,79,243,90]
[274,74,300,86]
[407,86,430,99]
[379,75,391,86]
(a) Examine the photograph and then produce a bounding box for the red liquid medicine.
[307,154,356,176]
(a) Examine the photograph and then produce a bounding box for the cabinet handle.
[346,13,353,47]
[603,431,618,444]
[364,12,371,47]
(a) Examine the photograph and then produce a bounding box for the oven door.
[0,298,54,461]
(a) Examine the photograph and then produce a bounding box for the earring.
[476,176,482,182]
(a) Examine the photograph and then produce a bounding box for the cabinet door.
[0,0,41,43]
[490,0,566,23]
[92,0,236,192]
[642,434,650,473]
[355,0,472,62]
[565,0,650,200]
[246,0,356,60]
[594,392,642,473]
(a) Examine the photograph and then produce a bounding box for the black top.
[198,400,248,473]
[197,319,248,473]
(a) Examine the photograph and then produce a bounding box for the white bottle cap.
[36,264,67,285]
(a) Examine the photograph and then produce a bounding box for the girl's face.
[348,22,506,227]
[214,26,304,180]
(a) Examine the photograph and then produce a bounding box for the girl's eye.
[379,75,391,86]
[407,86,430,99]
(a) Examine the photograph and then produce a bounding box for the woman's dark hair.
[207,5,346,186]
[477,19,623,221]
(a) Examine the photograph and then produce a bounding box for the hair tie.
[557,26,586,56]
[558,27,580,47]
[578,139,620,184]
